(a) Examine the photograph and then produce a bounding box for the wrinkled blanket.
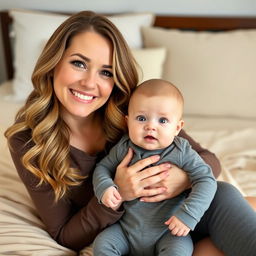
[187,127,256,196]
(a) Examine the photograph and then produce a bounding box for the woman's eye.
[159,117,168,124]
[136,115,146,122]
[71,60,86,69]
[101,70,113,78]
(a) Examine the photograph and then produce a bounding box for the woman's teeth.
[72,90,93,100]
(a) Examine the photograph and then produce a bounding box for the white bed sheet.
[0,81,255,255]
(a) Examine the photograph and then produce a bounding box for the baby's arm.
[165,216,190,236]
[101,186,123,210]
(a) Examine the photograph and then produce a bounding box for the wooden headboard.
[1,10,256,80]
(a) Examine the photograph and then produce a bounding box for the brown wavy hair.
[5,11,139,200]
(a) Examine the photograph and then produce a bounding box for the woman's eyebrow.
[71,53,90,62]
[71,53,112,69]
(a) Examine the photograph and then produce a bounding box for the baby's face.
[126,94,183,150]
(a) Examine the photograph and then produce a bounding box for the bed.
[0,9,256,255]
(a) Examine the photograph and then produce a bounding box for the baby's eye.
[101,70,113,78]
[70,60,86,69]
[159,117,168,124]
[136,115,146,122]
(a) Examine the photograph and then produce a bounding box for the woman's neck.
[63,112,106,155]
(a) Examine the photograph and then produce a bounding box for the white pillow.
[107,13,154,49]
[132,48,166,83]
[8,9,155,101]
[142,27,256,119]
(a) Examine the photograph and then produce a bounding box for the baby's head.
[126,79,184,150]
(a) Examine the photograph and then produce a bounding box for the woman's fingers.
[131,154,161,173]
[140,193,168,202]
[138,163,171,181]
[142,164,190,201]
[118,148,134,168]
[115,149,181,201]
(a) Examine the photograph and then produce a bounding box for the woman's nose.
[80,71,97,89]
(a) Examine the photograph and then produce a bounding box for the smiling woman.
[4,11,139,250]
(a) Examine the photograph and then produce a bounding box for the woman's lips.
[70,89,95,101]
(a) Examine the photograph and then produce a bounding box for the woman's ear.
[175,119,184,135]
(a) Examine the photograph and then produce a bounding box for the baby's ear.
[125,115,128,124]
[176,119,184,135]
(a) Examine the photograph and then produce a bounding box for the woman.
[5,11,256,255]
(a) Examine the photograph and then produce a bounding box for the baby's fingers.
[165,216,175,229]
[111,197,122,206]
[174,227,190,236]
[113,188,122,201]
[164,216,173,225]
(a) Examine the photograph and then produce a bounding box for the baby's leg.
[93,223,129,256]
[155,231,193,256]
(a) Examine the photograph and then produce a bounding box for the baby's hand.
[101,186,122,210]
[165,216,190,236]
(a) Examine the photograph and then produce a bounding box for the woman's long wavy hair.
[5,11,139,201]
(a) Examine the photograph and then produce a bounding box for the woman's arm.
[25,185,121,251]
[179,129,221,178]
[8,132,123,251]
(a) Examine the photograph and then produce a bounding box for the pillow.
[107,12,155,49]
[8,10,69,101]
[8,9,155,101]
[142,27,256,119]
[132,48,166,83]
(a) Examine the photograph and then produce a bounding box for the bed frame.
[1,10,256,80]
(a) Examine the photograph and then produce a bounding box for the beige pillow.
[132,48,166,83]
[142,27,256,119]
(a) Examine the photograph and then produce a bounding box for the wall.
[0,0,256,82]
[1,0,256,16]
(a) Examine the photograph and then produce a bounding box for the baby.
[93,79,217,256]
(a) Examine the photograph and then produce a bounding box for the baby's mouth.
[144,135,157,140]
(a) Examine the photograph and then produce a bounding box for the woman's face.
[53,30,114,121]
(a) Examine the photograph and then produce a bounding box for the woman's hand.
[141,164,190,202]
[114,148,171,201]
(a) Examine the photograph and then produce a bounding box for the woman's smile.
[53,30,114,120]
[70,88,95,102]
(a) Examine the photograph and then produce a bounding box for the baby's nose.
[145,122,156,131]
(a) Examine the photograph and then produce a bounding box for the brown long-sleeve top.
[8,128,221,251]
